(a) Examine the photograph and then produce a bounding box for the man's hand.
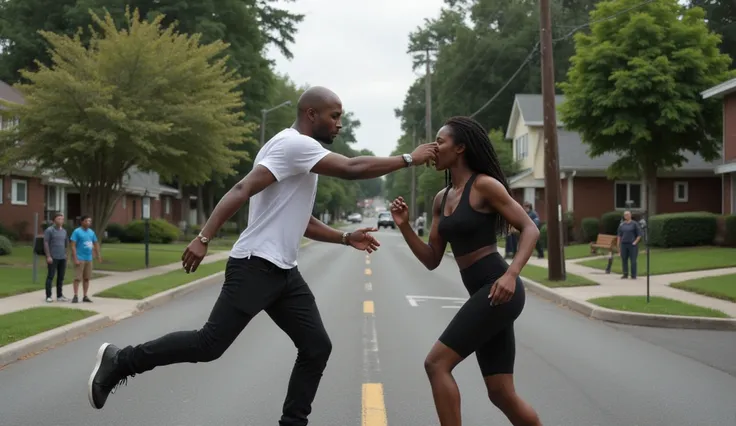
[47,256,53,264]
[182,238,208,273]
[410,142,439,166]
[347,228,380,253]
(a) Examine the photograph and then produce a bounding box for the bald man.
[87,86,439,425]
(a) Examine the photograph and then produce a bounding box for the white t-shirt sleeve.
[257,134,331,181]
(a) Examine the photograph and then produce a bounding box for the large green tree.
[0,9,253,234]
[558,0,736,214]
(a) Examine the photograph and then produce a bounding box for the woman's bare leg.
[424,341,465,426]
[484,373,541,426]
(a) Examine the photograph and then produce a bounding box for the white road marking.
[365,282,372,292]
[405,295,468,307]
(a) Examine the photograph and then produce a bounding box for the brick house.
[701,77,736,215]
[505,94,722,230]
[0,79,193,238]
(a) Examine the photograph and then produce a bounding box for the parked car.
[377,211,395,229]
[347,213,363,223]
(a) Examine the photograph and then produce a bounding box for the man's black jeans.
[45,258,67,298]
[116,256,333,426]
[620,242,639,278]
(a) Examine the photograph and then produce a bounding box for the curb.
[0,314,115,369]
[0,241,324,369]
[443,252,736,331]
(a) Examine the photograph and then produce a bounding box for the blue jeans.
[621,243,638,278]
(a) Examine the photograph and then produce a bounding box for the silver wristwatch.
[197,232,210,245]
[402,153,413,167]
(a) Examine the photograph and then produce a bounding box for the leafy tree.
[558,0,736,214]
[0,9,253,234]
[686,0,736,68]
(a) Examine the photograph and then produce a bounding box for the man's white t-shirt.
[230,128,331,269]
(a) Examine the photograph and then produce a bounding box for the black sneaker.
[72,295,79,303]
[88,343,132,409]
[83,296,92,303]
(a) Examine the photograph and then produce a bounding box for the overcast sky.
[265,0,445,157]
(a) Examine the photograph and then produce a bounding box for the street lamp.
[142,189,151,268]
[260,100,292,145]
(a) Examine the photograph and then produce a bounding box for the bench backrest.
[595,234,617,246]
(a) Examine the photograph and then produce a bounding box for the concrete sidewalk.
[526,256,736,318]
[0,251,231,318]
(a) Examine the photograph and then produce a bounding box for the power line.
[468,0,657,118]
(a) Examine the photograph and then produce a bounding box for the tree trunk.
[644,164,658,216]
[196,186,206,225]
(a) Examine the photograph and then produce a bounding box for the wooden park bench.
[590,234,618,256]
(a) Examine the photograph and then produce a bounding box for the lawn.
[95,259,228,300]
[588,295,729,318]
[520,264,598,288]
[578,246,736,276]
[0,242,226,273]
[670,274,736,303]
[0,267,105,298]
[0,306,98,347]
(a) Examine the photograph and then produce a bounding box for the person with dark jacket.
[523,202,544,259]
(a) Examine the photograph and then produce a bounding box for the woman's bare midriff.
[454,244,498,270]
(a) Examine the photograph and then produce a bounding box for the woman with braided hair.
[391,116,542,426]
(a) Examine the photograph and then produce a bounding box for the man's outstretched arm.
[311,143,438,180]
[304,216,347,244]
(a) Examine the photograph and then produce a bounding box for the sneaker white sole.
[88,342,110,409]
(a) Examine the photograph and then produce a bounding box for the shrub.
[648,212,718,248]
[539,223,548,248]
[600,211,622,235]
[123,219,181,243]
[0,235,12,256]
[106,223,126,240]
[724,215,736,247]
[0,223,18,241]
[580,217,600,243]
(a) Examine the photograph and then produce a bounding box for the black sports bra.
[437,174,499,257]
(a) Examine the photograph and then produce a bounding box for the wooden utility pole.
[425,48,433,147]
[411,128,417,222]
[540,0,565,280]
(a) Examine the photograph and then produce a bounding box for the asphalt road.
[1,225,735,426]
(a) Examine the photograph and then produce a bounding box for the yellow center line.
[365,268,372,276]
[363,300,374,314]
[362,383,388,426]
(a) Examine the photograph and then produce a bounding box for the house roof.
[555,130,719,172]
[505,94,565,138]
[508,93,720,172]
[0,80,25,109]
[701,77,736,99]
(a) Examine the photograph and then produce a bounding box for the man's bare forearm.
[199,186,251,239]
[304,216,345,244]
[344,155,408,180]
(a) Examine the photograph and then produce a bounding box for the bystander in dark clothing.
[523,202,544,259]
[44,214,69,302]
[617,217,643,279]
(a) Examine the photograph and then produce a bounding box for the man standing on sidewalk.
[70,215,101,303]
[523,201,544,259]
[43,212,70,303]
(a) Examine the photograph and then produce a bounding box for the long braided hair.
[443,116,511,236]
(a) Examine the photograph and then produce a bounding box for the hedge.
[0,235,12,256]
[724,215,736,247]
[121,219,181,244]
[648,212,718,248]
[600,211,623,235]
[580,218,600,243]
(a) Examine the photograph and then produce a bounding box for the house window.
[514,134,529,160]
[122,195,127,209]
[11,179,28,205]
[165,197,171,215]
[614,182,642,210]
[0,177,3,204]
[674,181,688,203]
